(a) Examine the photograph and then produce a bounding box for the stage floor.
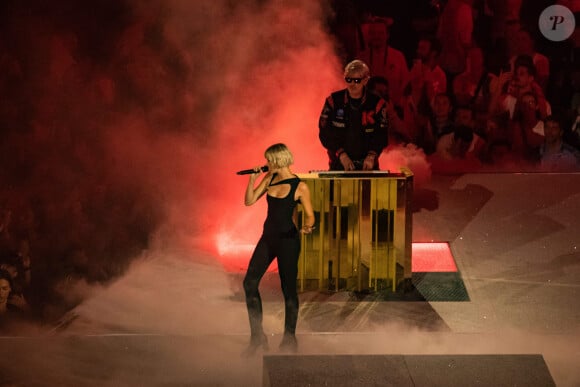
[1,173,579,386]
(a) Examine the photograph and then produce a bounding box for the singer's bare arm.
[245,170,271,206]
[295,182,315,234]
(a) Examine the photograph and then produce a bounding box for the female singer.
[243,143,315,354]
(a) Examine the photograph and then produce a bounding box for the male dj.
[318,59,389,171]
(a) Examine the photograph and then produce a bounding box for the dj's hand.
[339,152,355,171]
[363,154,376,170]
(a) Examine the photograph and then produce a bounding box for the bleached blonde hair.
[344,59,370,78]
[265,143,294,169]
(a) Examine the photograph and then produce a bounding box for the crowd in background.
[330,0,580,173]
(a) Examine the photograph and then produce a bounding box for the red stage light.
[411,242,457,272]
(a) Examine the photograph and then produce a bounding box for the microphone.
[236,165,269,175]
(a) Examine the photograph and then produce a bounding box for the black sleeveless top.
[263,174,301,238]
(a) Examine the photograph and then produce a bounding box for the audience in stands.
[337,1,580,174]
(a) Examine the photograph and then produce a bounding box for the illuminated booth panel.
[297,169,413,293]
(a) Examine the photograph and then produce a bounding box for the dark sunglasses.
[345,77,364,84]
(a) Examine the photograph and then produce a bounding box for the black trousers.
[243,234,300,338]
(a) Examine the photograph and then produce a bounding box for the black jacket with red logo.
[318,89,389,170]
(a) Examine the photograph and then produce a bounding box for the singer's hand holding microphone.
[236,165,269,175]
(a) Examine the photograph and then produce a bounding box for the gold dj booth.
[297,168,413,293]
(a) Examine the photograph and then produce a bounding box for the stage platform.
[1,173,579,386]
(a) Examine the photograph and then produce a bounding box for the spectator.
[486,1,522,46]
[481,138,522,171]
[328,0,364,62]
[556,0,580,65]
[506,28,550,92]
[367,76,410,144]
[510,91,545,162]
[0,270,27,333]
[0,253,31,314]
[403,37,448,140]
[562,71,580,150]
[0,270,13,316]
[0,269,29,331]
[436,104,486,159]
[356,16,410,107]
[436,0,475,81]
[16,239,32,290]
[429,125,483,173]
[0,208,12,252]
[539,116,580,171]
[455,104,485,139]
[367,75,389,100]
[414,92,455,155]
[490,55,551,120]
[414,36,447,97]
[452,46,499,117]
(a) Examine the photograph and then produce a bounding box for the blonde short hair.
[265,143,294,169]
[344,60,370,78]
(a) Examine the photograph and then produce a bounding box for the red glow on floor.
[214,230,456,273]
[411,242,457,272]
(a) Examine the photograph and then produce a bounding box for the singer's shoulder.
[297,179,310,190]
